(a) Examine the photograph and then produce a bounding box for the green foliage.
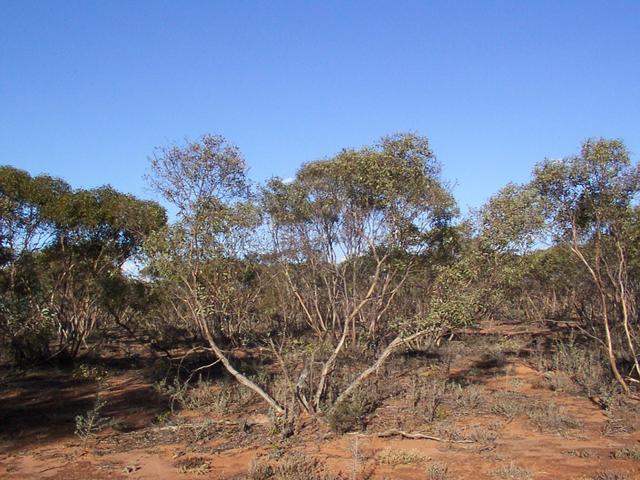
[261,133,464,413]
[5,134,640,427]
[424,257,481,330]
[264,133,457,253]
[144,135,263,339]
[532,138,639,242]
[479,182,545,254]
[147,134,258,264]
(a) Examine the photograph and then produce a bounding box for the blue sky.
[1,1,639,213]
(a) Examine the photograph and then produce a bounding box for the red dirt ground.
[2,326,640,479]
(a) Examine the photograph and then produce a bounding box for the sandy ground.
[2,328,640,479]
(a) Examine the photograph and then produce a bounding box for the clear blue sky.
[1,1,639,212]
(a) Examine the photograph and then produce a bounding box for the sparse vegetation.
[2,136,640,480]
[451,382,484,412]
[1,0,639,473]
[468,426,499,444]
[154,375,255,414]
[411,376,448,422]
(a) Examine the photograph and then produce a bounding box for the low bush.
[325,388,379,434]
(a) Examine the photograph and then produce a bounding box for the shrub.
[451,382,484,412]
[426,462,450,480]
[325,388,378,433]
[468,426,499,444]
[74,394,109,445]
[542,371,574,393]
[73,364,109,383]
[551,336,611,397]
[411,376,448,422]
[188,378,254,414]
[154,376,254,414]
[564,449,591,458]
[247,458,274,480]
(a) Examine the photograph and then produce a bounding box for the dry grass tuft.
[493,463,532,479]
[591,472,631,480]
[527,402,582,434]
[247,452,339,480]
[491,392,525,420]
[611,447,640,461]
[174,456,210,475]
[378,448,425,466]
[425,462,450,480]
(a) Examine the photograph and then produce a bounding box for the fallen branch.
[376,429,475,443]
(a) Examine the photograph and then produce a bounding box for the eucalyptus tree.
[478,139,640,394]
[0,166,70,362]
[44,186,166,359]
[263,133,460,413]
[0,166,165,364]
[146,134,285,414]
[475,182,549,320]
[530,139,640,394]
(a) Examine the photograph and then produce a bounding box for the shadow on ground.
[0,367,163,453]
